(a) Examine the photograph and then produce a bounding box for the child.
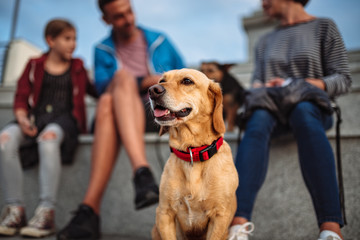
[0,19,97,238]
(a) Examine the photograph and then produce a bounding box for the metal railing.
[0,41,10,85]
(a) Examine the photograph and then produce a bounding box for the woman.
[228,0,351,239]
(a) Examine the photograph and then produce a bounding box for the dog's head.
[148,68,225,136]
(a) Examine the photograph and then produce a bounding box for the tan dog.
[148,69,238,240]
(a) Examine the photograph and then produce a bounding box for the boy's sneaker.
[228,222,255,240]
[318,230,342,240]
[133,167,159,210]
[57,204,100,240]
[20,206,55,237]
[0,205,27,236]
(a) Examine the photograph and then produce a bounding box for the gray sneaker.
[0,205,27,236]
[20,206,55,238]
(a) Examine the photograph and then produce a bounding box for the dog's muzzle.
[149,84,166,100]
[149,84,192,121]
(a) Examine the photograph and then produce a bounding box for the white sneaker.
[20,206,55,238]
[228,222,255,240]
[0,205,27,236]
[318,230,342,240]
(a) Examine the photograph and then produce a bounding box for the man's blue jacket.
[94,26,185,94]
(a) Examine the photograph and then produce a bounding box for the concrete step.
[0,86,15,103]
[2,87,360,143]
[0,234,150,240]
[1,87,359,136]
[0,133,359,239]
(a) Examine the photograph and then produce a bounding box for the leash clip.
[189,148,193,166]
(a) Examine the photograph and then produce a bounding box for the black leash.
[333,103,347,225]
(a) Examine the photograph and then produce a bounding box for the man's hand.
[141,75,162,90]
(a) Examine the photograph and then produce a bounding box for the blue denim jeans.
[235,101,343,227]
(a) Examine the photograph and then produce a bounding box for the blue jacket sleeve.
[163,37,185,69]
[94,46,117,95]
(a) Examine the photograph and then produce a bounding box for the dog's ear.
[208,81,226,134]
[159,126,169,136]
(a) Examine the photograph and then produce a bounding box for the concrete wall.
[2,39,42,86]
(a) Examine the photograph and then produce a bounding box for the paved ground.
[0,234,150,240]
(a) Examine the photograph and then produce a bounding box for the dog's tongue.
[154,108,168,118]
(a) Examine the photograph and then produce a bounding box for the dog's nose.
[149,84,166,99]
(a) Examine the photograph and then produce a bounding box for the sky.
[1,0,360,69]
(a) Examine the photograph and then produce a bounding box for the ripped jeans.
[0,123,64,208]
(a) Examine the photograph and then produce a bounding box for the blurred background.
[0,1,360,239]
[1,0,359,69]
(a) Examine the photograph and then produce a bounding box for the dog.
[148,69,238,240]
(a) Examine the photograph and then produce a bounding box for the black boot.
[57,204,100,240]
[133,167,159,210]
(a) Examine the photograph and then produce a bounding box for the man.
[57,0,184,239]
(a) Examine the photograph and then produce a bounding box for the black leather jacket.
[239,79,333,126]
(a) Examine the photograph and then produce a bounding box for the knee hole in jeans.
[39,131,57,141]
[0,132,10,149]
[0,132,10,144]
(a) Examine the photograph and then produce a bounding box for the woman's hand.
[252,82,264,88]
[265,77,285,87]
[306,78,326,90]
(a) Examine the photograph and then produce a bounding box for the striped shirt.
[252,18,352,98]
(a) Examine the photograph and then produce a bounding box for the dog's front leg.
[206,214,231,240]
[156,208,177,240]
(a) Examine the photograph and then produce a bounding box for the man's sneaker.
[133,167,159,210]
[0,205,27,236]
[20,206,55,237]
[57,204,100,240]
[318,230,342,240]
[228,222,255,240]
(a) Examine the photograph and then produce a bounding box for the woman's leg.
[234,109,278,222]
[0,124,26,205]
[289,102,343,237]
[37,123,64,208]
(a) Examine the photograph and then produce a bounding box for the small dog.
[149,69,238,240]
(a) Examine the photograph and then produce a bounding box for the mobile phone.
[29,115,35,130]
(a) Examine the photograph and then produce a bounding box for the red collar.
[170,137,223,165]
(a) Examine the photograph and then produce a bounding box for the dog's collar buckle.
[170,137,223,164]
[189,148,194,166]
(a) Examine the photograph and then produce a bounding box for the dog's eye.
[181,78,194,85]
[159,79,166,83]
